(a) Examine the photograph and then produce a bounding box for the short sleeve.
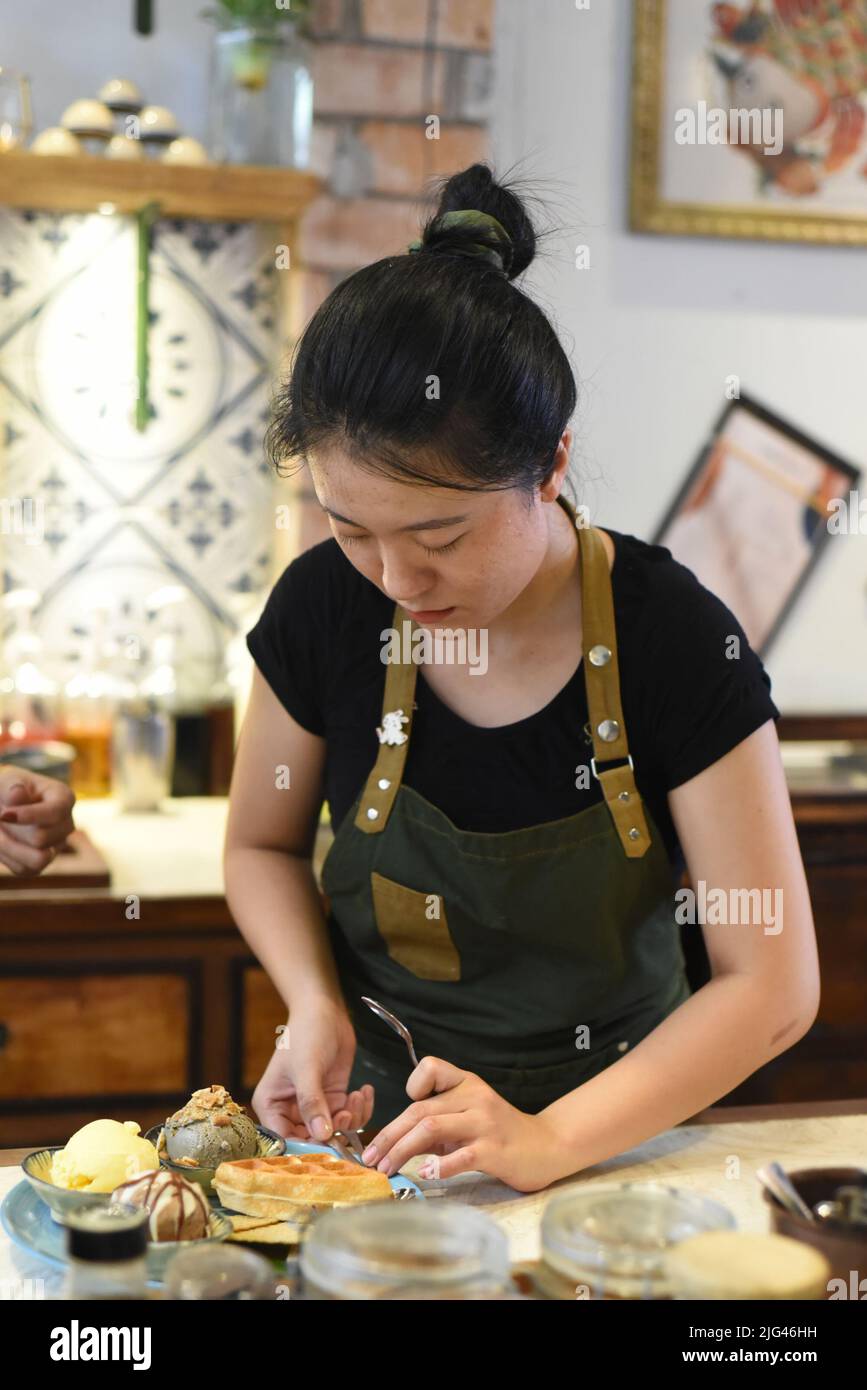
[637,560,780,792]
[245,552,327,737]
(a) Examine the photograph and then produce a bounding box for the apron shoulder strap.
[575,514,653,858]
[354,608,418,834]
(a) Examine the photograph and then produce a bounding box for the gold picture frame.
[630,0,867,246]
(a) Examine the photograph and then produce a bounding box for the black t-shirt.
[245,528,780,875]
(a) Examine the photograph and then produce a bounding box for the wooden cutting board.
[0,829,110,889]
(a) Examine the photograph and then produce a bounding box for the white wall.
[492,0,866,711]
[4,0,212,142]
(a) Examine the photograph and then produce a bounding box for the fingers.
[418,1146,478,1181]
[405,1055,468,1102]
[0,770,76,814]
[331,1085,374,1134]
[370,1112,478,1178]
[0,802,75,840]
[361,1081,472,1171]
[0,826,58,876]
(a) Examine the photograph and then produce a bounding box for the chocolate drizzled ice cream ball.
[163,1084,259,1167]
[112,1168,210,1242]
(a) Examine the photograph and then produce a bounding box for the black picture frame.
[651,392,861,657]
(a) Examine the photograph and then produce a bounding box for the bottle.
[60,1204,151,1299]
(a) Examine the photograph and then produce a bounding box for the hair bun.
[410,163,536,281]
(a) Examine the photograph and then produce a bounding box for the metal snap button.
[618,790,630,802]
[588,644,611,667]
[377,778,391,790]
[366,808,379,821]
[597,718,619,742]
[628,827,640,840]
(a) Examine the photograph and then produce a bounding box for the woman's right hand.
[251,998,374,1142]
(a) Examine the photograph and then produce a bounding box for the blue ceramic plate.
[0,1179,231,1286]
[1,1139,422,1287]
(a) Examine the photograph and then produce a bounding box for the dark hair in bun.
[266,161,578,497]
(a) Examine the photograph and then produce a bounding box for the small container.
[532,1182,737,1300]
[300,1201,510,1300]
[61,1204,150,1300]
[666,1231,831,1300]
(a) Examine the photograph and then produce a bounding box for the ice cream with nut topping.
[162,1084,259,1168]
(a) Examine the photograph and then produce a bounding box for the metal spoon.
[361,996,420,1068]
[328,1129,366,1166]
[756,1162,815,1222]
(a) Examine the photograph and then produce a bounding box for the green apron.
[320,495,691,1125]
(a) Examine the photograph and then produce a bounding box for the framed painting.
[651,392,861,654]
[631,0,867,245]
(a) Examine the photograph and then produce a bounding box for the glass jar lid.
[301,1200,510,1299]
[541,1182,737,1297]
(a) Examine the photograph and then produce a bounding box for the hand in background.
[0,768,76,875]
[252,998,374,1142]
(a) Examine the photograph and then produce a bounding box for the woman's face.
[308,449,565,629]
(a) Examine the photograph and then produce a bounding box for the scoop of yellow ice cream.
[51,1120,160,1193]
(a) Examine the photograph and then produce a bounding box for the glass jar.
[208,20,313,167]
[300,1201,511,1300]
[532,1182,737,1300]
[60,1205,150,1300]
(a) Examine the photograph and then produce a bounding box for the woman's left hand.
[360,1057,573,1193]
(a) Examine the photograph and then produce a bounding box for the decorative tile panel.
[0,208,280,705]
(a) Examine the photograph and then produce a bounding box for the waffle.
[213,1152,393,1216]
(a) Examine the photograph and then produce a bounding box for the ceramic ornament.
[162,137,209,166]
[31,127,82,156]
[60,99,114,141]
[98,78,144,115]
[105,134,145,161]
[138,106,180,145]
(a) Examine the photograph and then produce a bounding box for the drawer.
[0,964,194,1102]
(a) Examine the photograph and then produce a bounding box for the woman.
[225,164,820,1194]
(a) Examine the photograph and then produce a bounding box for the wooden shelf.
[0,150,321,222]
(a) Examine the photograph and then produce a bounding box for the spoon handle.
[758,1163,814,1222]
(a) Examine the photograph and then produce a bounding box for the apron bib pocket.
[370,871,461,981]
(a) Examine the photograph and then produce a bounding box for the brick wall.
[283,0,495,554]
